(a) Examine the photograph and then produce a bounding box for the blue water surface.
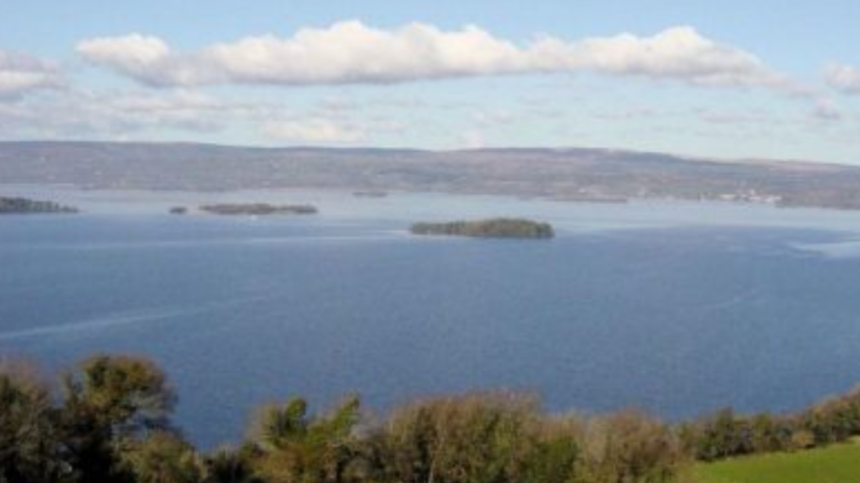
[2,187,860,448]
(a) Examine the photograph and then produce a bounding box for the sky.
[1,0,859,163]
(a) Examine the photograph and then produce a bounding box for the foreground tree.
[59,355,178,483]
[123,431,202,483]
[249,396,362,483]
[522,417,582,483]
[0,367,63,483]
[575,410,683,483]
[203,446,261,483]
[62,354,176,437]
[371,392,562,483]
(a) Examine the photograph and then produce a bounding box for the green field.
[694,442,860,483]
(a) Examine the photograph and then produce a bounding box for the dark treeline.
[680,388,860,461]
[2,355,859,483]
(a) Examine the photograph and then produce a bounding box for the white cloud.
[0,82,411,145]
[0,50,63,99]
[826,63,860,94]
[474,109,515,126]
[697,108,774,125]
[261,118,365,144]
[0,89,243,139]
[529,26,784,88]
[810,99,842,121]
[76,34,172,86]
[459,130,486,149]
[76,21,787,90]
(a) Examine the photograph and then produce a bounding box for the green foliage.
[254,399,310,451]
[203,446,261,483]
[799,390,860,445]
[575,410,683,483]
[683,387,860,462]
[250,397,362,483]
[748,413,791,454]
[63,354,176,438]
[788,430,815,451]
[10,353,860,483]
[687,408,754,461]
[522,418,582,483]
[58,355,181,483]
[58,399,133,483]
[0,368,63,483]
[123,431,203,483]
[371,392,572,483]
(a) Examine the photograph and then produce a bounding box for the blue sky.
[1,0,859,163]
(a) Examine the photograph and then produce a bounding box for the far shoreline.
[5,184,860,236]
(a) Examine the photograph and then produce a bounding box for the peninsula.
[410,218,554,239]
[0,196,78,214]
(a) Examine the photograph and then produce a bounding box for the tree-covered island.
[198,203,318,216]
[353,190,389,198]
[0,196,78,214]
[411,217,555,239]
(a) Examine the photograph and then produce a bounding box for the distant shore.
[3,142,860,211]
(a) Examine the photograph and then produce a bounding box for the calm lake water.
[3,186,860,448]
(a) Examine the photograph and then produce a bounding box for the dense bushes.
[680,388,860,462]
[248,397,362,483]
[576,410,683,483]
[4,354,860,483]
[368,393,558,483]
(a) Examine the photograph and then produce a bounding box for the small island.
[199,203,318,216]
[410,218,554,239]
[353,190,389,198]
[0,196,78,214]
[168,206,188,215]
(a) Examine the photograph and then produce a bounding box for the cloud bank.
[0,50,63,98]
[76,21,786,89]
[261,118,365,144]
[0,89,241,139]
[826,63,860,94]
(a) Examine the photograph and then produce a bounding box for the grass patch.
[694,442,860,483]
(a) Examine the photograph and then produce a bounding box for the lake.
[3,186,860,448]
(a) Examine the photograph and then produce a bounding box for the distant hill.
[1,141,859,209]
